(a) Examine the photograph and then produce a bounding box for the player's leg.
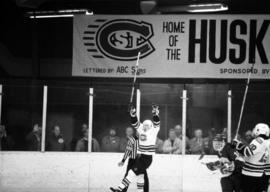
[137,174,144,192]
[110,169,137,192]
[143,170,149,192]
[136,155,152,192]
[254,176,266,192]
[220,176,233,192]
[122,159,135,192]
[134,156,146,192]
[113,155,152,192]
[241,174,259,192]
[141,155,153,170]
[110,157,140,192]
[264,175,270,192]
[240,174,250,192]
[260,174,269,192]
[231,174,242,192]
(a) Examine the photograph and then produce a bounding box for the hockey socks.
[137,174,144,192]
[117,170,136,191]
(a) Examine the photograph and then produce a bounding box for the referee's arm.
[121,140,132,163]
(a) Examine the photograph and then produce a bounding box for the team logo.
[83,19,155,61]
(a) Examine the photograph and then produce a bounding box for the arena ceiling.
[13,0,270,14]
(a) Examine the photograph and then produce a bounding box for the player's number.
[249,144,257,151]
[259,153,268,163]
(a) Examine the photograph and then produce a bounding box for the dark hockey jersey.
[220,143,244,175]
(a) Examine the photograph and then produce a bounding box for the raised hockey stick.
[234,63,255,140]
[128,51,141,110]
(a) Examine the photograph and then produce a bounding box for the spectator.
[101,128,120,152]
[243,130,253,145]
[209,127,217,138]
[174,124,190,150]
[70,123,88,151]
[81,123,88,133]
[46,125,66,151]
[163,129,182,154]
[0,125,14,150]
[76,128,100,152]
[119,127,134,152]
[26,124,42,151]
[205,128,217,154]
[155,136,164,154]
[189,129,207,154]
[222,127,227,136]
[174,124,182,138]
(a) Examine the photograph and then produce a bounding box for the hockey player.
[232,123,270,192]
[209,134,244,192]
[110,105,160,192]
[263,162,270,191]
[117,128,149,192]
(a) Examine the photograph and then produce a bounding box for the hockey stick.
[128,51,141,110]
[198,153,205,160]
[234,63,255,140]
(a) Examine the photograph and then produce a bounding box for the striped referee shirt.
[121,136,138,163]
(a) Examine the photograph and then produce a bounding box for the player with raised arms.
[110,104,160,192]
[116,127,149,192]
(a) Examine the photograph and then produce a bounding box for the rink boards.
[0,152,221,192]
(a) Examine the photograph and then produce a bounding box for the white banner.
[72,15,270,79]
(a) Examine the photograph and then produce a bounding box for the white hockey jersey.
[132,119,160,155]
[241,137,270,177]
[263,140,270,176]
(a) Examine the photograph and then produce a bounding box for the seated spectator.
[76,128,100,152]
[46,125,66,151]
[242,130,253,145]
[163,129,182,154]
[155,136,164,154]
[26,124,42,151]
[101,128,120,152]
[0,125,14,150]
[174,124,190,150]
[119,127,134,152]
[189,129,207,154]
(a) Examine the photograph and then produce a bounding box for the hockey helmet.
[252,123,270,137]
[142,119,153,131]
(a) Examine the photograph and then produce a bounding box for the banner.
[72,15,270,79]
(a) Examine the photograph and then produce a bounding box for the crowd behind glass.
[0,123,254,154]
[0,83,266,154]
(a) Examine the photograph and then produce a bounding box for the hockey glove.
[130,105,136,117]
[206,162,217,171]
[152,104,159,116]
[220,162,235,174]
[231,139,245,151]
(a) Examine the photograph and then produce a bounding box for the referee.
[117,127,149,192]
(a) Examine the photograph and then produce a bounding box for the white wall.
[0,152,222,192]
